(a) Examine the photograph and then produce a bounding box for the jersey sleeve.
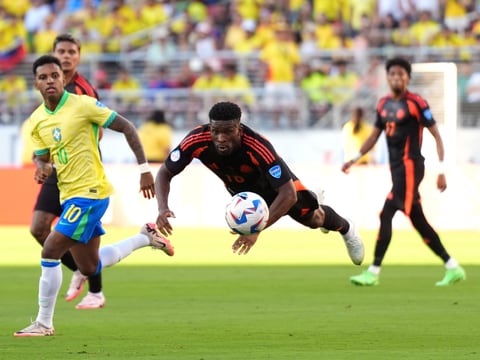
[80,95,116,128]
[413,95,436,127]
[163,127,204,175]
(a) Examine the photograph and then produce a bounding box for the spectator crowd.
[2,0,480,128]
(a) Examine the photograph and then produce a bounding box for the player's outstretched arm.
[107,114,155,199]
[342,127,382,173]
[155,165,176,236]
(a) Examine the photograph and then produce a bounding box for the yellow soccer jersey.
[30,92,116,203]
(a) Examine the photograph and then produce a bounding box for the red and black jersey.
[65,72,99,100]
[165,124,297,204]
[375,91,436,168]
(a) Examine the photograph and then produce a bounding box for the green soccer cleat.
[350,270,379,286]
[435,266,466,286]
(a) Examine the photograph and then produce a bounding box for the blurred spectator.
[24,0,51,52]
[443,0,472,33]
[392,16,414,46]
[300,60,333,127]
[147,66,175,90]
[457,60,472,102]
[0,69,28,123]
[329,59,360,106]
[341,106,374,164]
[139,0,169,28]
[259,21,302,128]
[220,61,255,108]
[232,19,261,54]
[33,14,58,54]
[313,0,341,22]
[465,65,480,102]
[145,27,176,68]
[111,66,142,111]
[427,24,462,60]
[49,0,70,33]
[349,0,377,36]
[299,22,320,60]
[192,21,218,60]
[409,10,440,45]
[137,109,172,164]
[93,68,112,90]
[224,10,247,50]
[192,63,223,91]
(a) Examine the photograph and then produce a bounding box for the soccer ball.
[225,192,269,235]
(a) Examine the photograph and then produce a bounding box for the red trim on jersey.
[71,73,98,98]
[180,133,211,151]
[406,91,428,109]
[377,96,389,113]
[243,134,275,163]
[293,180,307,191]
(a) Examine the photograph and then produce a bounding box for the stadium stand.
[1,0,480,128]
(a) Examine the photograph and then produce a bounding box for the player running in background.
[342,57,465,287]
[154,101,364,263]
[14,55,174,337]
[30,33,106,309]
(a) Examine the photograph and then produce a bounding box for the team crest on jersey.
[268,165,281,179]
[52,128,62,142]
[95,100,106,108]
[423,109,433,120]
[170,149,180,162]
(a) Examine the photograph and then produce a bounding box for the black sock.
[320,205,349,234]
[88,272,102,293]
[61,251,78,272]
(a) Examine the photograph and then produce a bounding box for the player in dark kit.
[30,34,105,309]
[154,101,364,263]
[342,57,465,286]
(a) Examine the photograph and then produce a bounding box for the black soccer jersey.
[65,72,99,100]
[164,124,297,204]
[375,91,436,168]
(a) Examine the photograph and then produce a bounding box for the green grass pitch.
[1,225,479,359]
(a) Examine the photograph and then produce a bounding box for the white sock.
[445,257,459,270]
[99,233,149,268]
[368,265,381,275]
[36,260,62,328]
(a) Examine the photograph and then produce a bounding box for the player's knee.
[77,262,98,277]
[30,223,49,244]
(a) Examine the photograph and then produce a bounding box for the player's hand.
[232,233,259,255]
[34,163,53,184]
[341,160,354,174]
[139,172,155,199]
[437,173,447,192]
[156,209,176,236]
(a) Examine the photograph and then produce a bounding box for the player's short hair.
[33,55,62,75]
[209,101,242,122]
[53,33,81,52]
[386,57,411,77]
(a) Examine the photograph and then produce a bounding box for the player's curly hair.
[386,57,411,78]
[209,101,242,122]
[33,55,62,75]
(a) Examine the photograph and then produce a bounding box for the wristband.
[138,162,150,174]
[438,161,446,175]
[351,152,362,163]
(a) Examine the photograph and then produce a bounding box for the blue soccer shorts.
[54,197,110,243]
